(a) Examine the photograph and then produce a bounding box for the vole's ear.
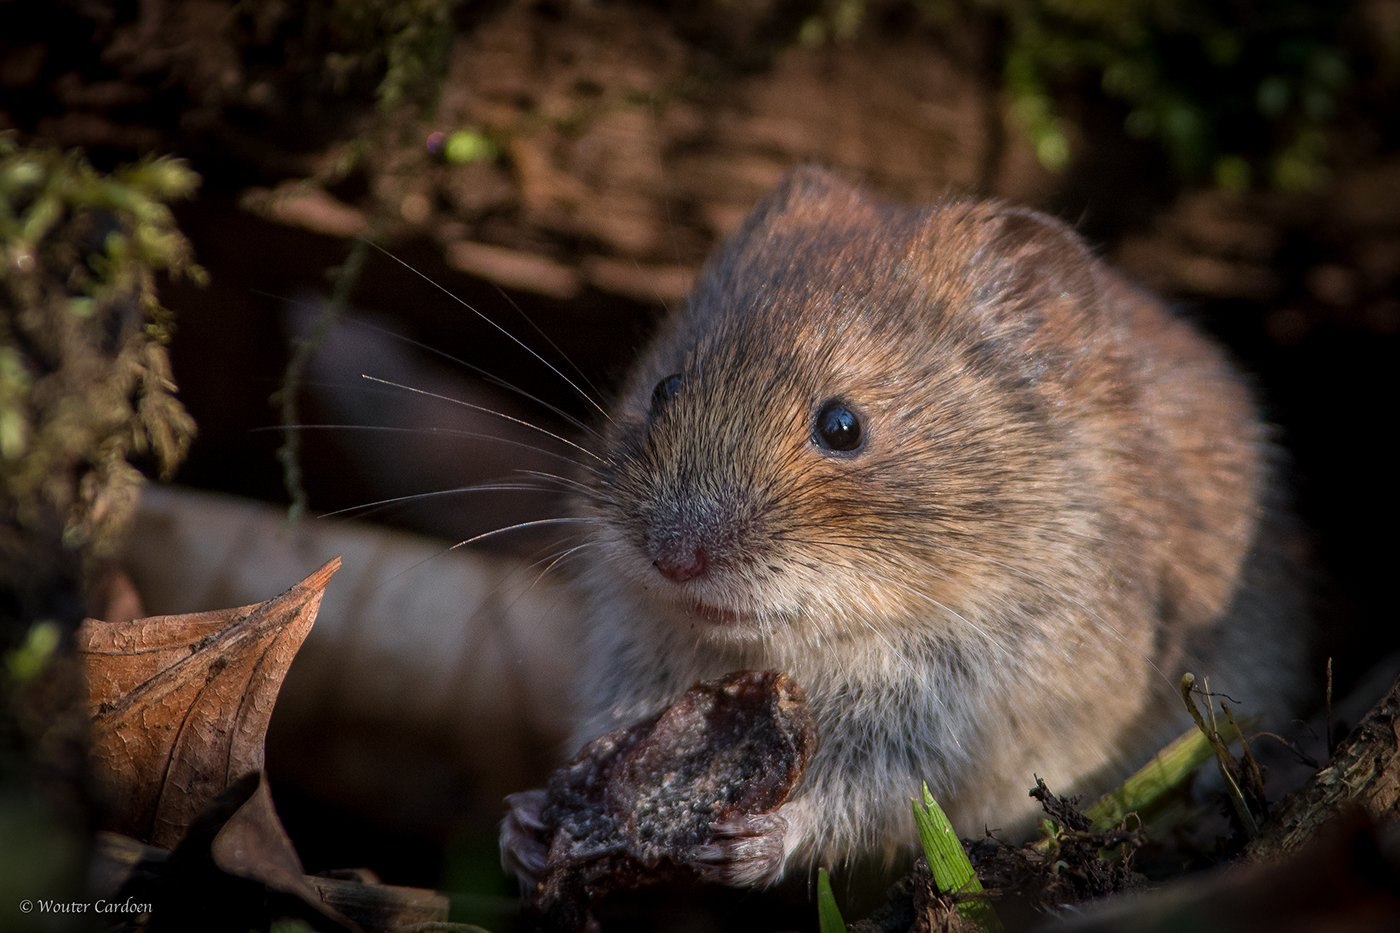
[691,166,884,307]
[726,166,872,244]
[760,165,856,211]
[973,204,1101,310]
[917,200,1110,352]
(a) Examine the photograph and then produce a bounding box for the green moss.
[443,128,500,166]
[324,0,461,116]
[790,0,1361,191]
[4,620,59,683]
[0,135,201,588]
[988,0,1354,186]
[271,3,465,517]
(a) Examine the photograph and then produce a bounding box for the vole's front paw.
[500,789,550,893]
[687,811,788,887]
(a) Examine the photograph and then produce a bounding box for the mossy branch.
[0,135,201,582]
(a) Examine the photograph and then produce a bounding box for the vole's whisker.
[925,537,1173,688]
[361,374,605,463]
[845,564,1018,666]
[515,468,602,499]
[264,423,595,475]
[490,282,609,412]
[365,240,612,423]
[794,536,1014,663]
[448,516,600,552]
[800,522,1154,674]
[527,540,596,590]
[320,482,564,521]
[341,312,604,442]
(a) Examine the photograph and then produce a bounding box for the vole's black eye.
[651,373,683,413]
[813,399,863,453]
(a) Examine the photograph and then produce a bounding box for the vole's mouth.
[686,600,754,626]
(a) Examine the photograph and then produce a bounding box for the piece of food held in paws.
[502,671,816,928]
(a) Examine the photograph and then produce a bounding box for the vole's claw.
[688,811,789,887]
[500,788,550,892]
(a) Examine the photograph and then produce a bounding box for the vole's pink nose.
[654,546,709,582]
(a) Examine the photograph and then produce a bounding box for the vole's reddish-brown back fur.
[557,167,1307,881]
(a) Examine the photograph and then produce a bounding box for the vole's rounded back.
[571,167,1307,875]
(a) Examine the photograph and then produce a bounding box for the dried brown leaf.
[139,771,357,932]
[209,771,322,901]
[80,558,340,847]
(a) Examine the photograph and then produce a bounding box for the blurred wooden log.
[123,485,582,842]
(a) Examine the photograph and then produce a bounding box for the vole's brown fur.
[528,168,1308,884]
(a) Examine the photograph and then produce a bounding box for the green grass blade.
[913,784,1002,932]
[1085,718,1239,829]
[816,867,847,933]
